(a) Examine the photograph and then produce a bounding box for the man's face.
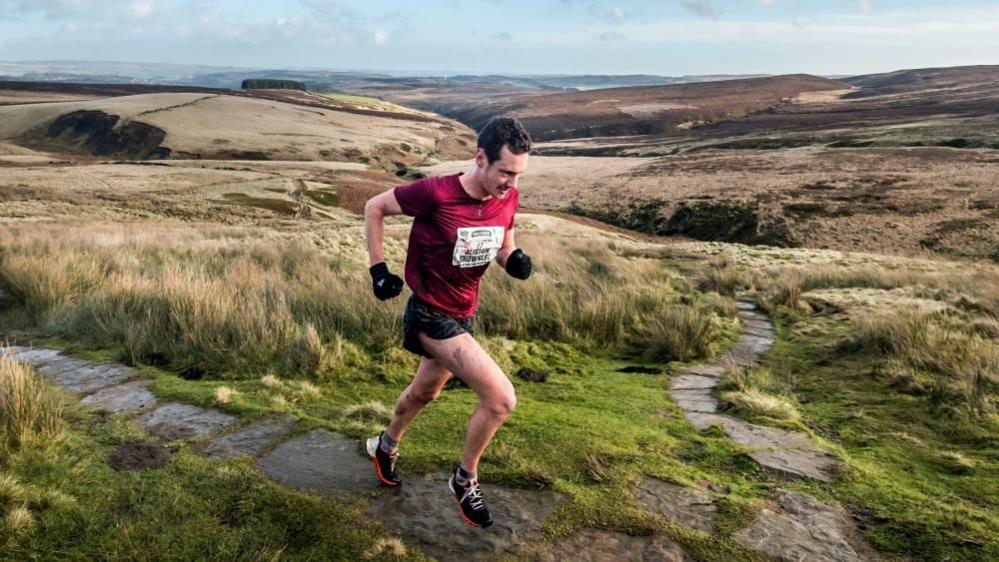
[478,144,528,200]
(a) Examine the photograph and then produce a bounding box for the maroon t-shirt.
[394,173,518,318]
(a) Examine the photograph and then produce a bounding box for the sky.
[1,0,997,76]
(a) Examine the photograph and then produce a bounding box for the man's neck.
[459,169,490,201]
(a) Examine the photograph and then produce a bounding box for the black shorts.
[402,295,475,358]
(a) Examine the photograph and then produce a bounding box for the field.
[0,67,997,561]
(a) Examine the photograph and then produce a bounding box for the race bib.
[452,226,504,268]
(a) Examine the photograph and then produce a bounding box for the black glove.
[505,249,532,280]
[369,262,404,300]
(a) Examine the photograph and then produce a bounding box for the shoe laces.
[460,479,486,512]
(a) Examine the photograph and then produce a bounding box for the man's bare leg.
[418,332,515,473]
[386,357,453,442]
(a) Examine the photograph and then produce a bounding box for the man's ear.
[475,148,487,168]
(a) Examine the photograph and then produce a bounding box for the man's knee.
[483,390,516,418]
[410,386,442,406]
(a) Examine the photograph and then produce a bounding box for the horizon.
[1,1,997,76]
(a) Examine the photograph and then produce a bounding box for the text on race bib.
[452,226,504,268]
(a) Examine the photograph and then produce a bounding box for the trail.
[5,296,872,561]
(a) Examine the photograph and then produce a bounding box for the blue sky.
[1,1,997,75]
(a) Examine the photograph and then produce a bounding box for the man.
[363,117,533,528]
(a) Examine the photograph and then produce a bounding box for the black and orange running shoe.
[366,433,401,487]
[448,466,493,528]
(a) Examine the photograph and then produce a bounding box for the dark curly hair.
[477,117,532,164]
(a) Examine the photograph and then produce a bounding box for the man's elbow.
[364,197,380,219]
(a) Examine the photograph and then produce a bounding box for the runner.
[363,117,533,528]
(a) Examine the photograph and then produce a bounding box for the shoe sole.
[366,437,400,488]
[448,477,492,528]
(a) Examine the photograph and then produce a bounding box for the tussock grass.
[851,310,998,418]
[0,349,64,451]
[295,381,322,401]
[260,374,282,388]
[636,305,718,362]
[718,365,801,422]
[361,537,406,559]
[0,224,730,377]
[482,241,727,361]
[720,388,800,422]
[214,386,238,405]
[698,262,750,297]
[340,400,393,434]
[758,269,806,313]
[342,401,392,424]
[0,473,26,507]
[2,505,34,538]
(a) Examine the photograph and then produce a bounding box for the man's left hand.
[505,249,532,280]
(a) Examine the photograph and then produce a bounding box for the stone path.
[368,472,568,561]
[3,344,570,561]
[4,294,870,561]
[669,297,839,482]
[734,489,862,562]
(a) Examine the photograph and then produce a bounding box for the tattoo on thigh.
[453,347,464,370]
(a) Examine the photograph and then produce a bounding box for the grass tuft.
[3,505,35,539]
[637,305,718,362]
[260,374,282,389]
[214,386,238,405]
[720,389,801,422]
[361,537,407,559]
[0,349,64,450]
[0,473,26,507]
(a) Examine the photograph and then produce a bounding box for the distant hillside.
[0,90,474,164]
[843,64,999,98]
[448,74,848,141]
[0,61,768,91]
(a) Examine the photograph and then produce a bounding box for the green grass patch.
[759,313,999,561]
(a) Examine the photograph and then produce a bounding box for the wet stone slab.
[81,380,157,415]
[36,357,92,376]
[203,415,297,460]
[257,428,375,496]
[748,448,838,483]
[683,413,836,482]
[8,346,63,365]
[681,364,726,378]
[670,374,719,391]
[669,389,718,413]
[139,402,237,441]
[528,528,692,562]
[368,472,568,562]
[735,334,776,356]
[40,361,133,394]
[635,478,717,532]
[734,489,862,562]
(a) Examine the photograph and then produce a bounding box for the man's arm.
[365,188,405,266]
[495,228,518,268]
[365,189,406,300]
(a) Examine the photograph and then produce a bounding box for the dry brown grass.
[852,310,998,417]
[0,220,728,376]
[0,349,64,450]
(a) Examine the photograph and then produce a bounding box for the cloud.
[596,31,626,41]
[680,0,720,20]
[859,0,872,15]
[491,32,511,40]
[372,29,388,44]
[590,4,627,24]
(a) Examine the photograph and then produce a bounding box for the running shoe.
[448,466,493,528]
[366,433,401,487]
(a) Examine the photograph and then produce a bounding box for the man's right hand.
[369,262,404,300]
